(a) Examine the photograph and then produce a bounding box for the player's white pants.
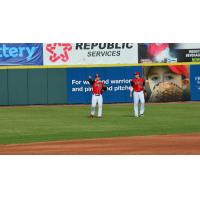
[134,91,145,117]
[91,94,103,117]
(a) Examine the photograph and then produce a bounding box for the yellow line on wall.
[0,62,200,70]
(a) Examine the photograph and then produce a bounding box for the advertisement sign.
[143,65,190,102]
[190,65,200,101]
[0,43,43,66]
[66,66,142,104]
[44,43,138,65]
[174,43,200,62]
[138,43,200,63]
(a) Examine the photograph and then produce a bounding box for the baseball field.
[0,102,200,154]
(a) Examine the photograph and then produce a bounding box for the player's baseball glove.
[144,90,148,99]
[149,82,184,102]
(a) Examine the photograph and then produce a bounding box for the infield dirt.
[0,133,200,155]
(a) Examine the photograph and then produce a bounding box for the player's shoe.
[89,114,94,118]
[134,115,139,118]
[139,114,144,117]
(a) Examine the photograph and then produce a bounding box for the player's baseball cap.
[95,74,100,78]
[134,72,140,76]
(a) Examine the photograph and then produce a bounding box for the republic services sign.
[43,43,138,65]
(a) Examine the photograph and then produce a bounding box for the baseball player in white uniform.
[130,72,146,117]
[88,74,107,118]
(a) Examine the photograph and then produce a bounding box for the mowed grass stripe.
[0,103,200,144]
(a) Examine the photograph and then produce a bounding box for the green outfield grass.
[0,103,200,145]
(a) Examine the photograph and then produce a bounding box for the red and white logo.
[46,43,72,63]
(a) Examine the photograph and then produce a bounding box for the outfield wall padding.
[8,69,28,105]
[0,65,200,106]
[0,70,9,105]
[47,69,67,104]
[0,69,67,106]
[28,69,48,105]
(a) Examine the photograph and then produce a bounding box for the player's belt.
[134,90,143,92]
[93,94,101,96]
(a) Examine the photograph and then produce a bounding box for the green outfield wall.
[0,64,200,106]
[0,69,67,106]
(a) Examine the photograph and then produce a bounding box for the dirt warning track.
[0,134,200,155]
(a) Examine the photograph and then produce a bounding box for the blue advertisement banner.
[66,66,143,104]
[0,43,43,66]
[190,65,200,101]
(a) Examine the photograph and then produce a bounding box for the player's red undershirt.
[131,78,145,92]
[88,79,107,95]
